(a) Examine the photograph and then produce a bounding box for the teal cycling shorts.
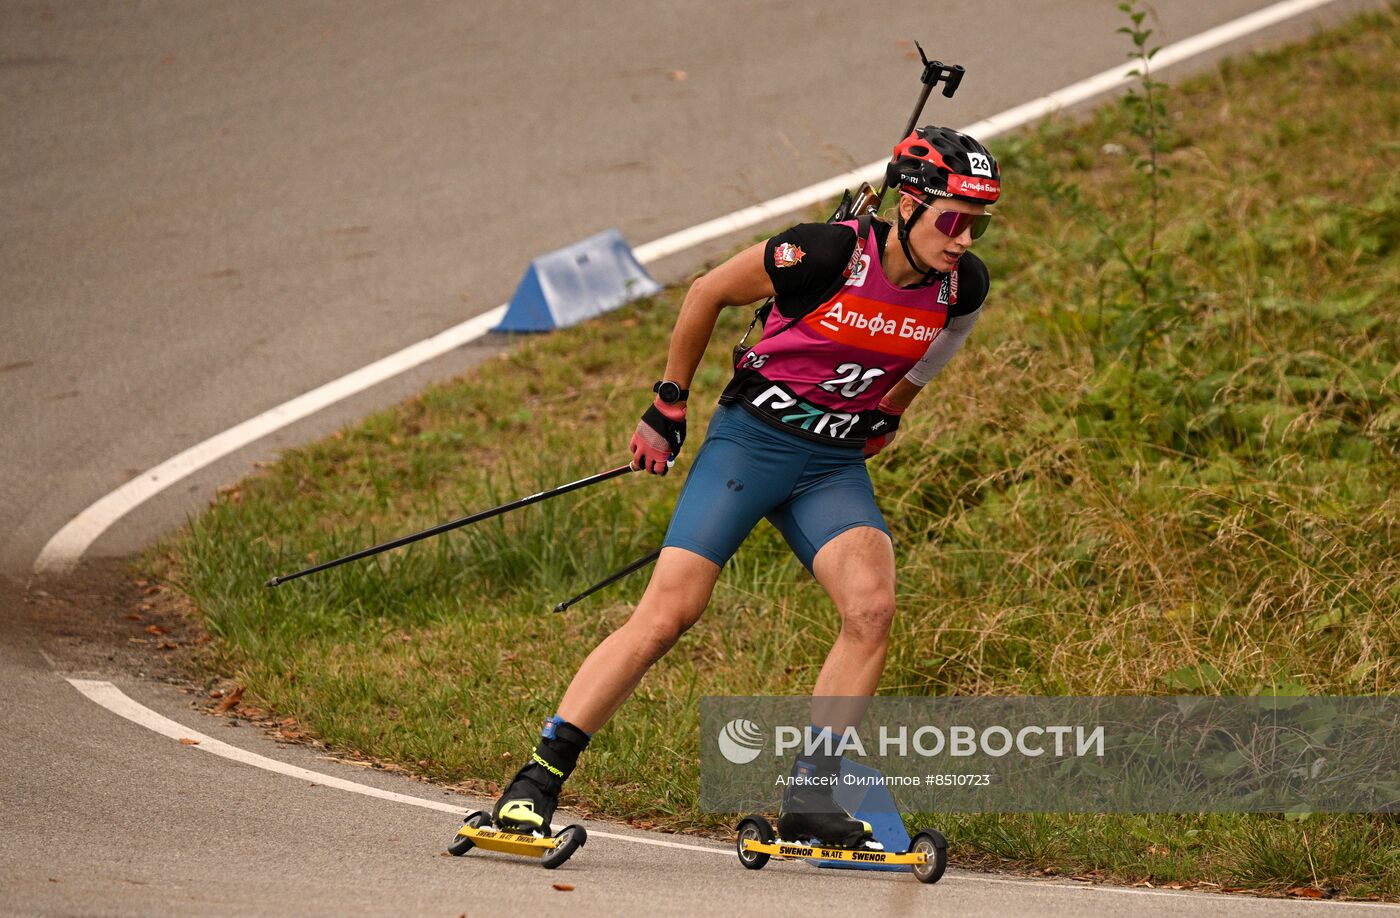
[662,405,890,572]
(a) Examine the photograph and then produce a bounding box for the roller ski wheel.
[447,810,492,856]
[540,824,588,870]
[735,815,775,870]
[909,829,949,884]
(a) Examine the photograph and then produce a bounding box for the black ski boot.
[492,716,590,835]
[776,757,874,848]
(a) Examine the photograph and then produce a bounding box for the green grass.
[151,8,1400,900]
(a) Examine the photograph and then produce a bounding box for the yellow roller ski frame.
[734,814,948,884]
[447,811,587,869]
[740,839,928,867]
[455,824,556,858]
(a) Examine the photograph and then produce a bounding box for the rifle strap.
[735,213,874,355]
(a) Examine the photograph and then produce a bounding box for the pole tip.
[265,577,280,588]
[552,602,568,613]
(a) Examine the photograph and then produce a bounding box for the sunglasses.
[903,192,993,240]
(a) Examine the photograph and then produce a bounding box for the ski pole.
[553,548,661,613]
[266,464,637,587]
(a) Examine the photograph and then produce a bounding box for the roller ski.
[734,756,948,883]
[447,810,587,869]
[446,716,590,869]
[734,813,948,884]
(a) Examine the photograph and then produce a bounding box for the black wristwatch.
[652,380,690,404]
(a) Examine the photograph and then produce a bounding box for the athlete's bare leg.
[556,547,720,733]
[809,526,897,731]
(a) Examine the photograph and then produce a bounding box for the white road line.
[68,679,1395,907]
[33,0,1346,574]
[633,0,1346,263]
[66,678,728,857]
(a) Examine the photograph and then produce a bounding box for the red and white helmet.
[886,125,1000,205]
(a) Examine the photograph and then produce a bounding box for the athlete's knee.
[646,570,712,609]
[838,591,896,644]
[627,609,697,664]
[638,550,717,617]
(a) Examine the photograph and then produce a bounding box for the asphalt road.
[2,2,1393,915]
[4,591,1393,918]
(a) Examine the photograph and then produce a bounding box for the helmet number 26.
[819,363,885,399]
[967,152,993,177]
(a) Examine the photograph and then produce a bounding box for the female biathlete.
[492,125,1001,848]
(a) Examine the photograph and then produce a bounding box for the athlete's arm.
[660,241,775,393]
[879,376,924,413]
[861,318,978,460]
[867,308,981,426]
[903,307,982,391]
[631,243,776,474]
[864,252,988,458]
[893,250,990,404]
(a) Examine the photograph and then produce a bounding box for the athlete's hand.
[863,430,897,458]
[630,398,687,475]
[861,397,904,460]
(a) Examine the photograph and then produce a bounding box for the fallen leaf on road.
[1288,887,1325,899]
[144,624,165,635]
[212,686,243,713]
[179,738,199,746]
[156,641,177,651]
[552,883,574,892]
[667,70,686,81]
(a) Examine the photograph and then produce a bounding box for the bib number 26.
[819,363,885,399]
